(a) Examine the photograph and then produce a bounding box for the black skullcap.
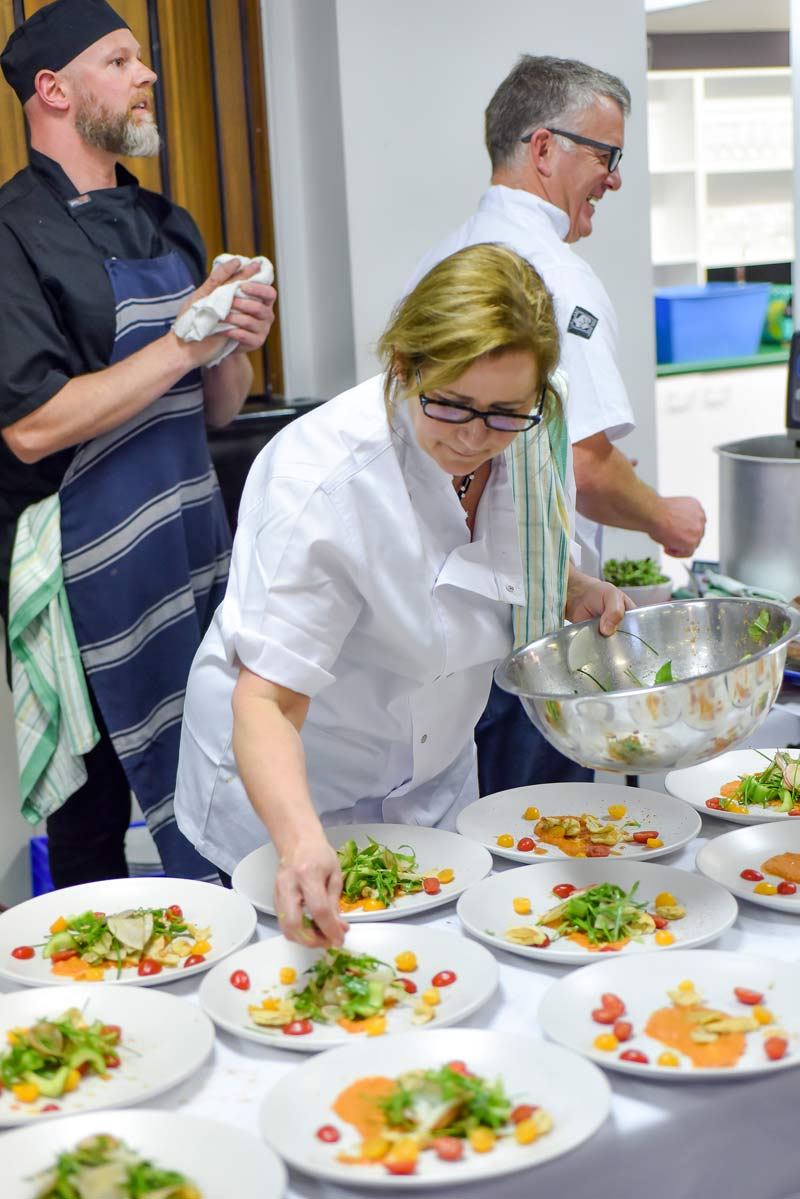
[1,0,129,105]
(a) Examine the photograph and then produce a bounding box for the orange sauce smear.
[534,830,587,857]
[644,1007,746,1068]
[568,932,630,953]
[332,1076,394,1160]
[719,781,741,799]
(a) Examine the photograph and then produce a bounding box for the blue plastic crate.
[654,283,771,364]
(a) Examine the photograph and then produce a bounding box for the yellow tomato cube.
[192,940,212,955]
[394,951,417,972]
[361,898,386,912]
[386,1137,419,1164]
[514,1119,539,1145]
[421,987,440,1006]
[654,930,675,946]
[49,916,68,935]
[677,979,694,992]
[62,1068,82,1093]
[512,897,531,916]
[523,806,540,821]
[753,882,778,896]
[655,891,677,909]
[437,869,455,884]
[361,1137,390,1160]
[646,838,663,849]
[607,804,627,820]
[12,1081,39,1103]
[279,967,296,985]
[468,1127,496,1153]
[496,834,514,848]
[657,1052,679,1068]
[593,1034,618,1052]
[753,1006,773,1025]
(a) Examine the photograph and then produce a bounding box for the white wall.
[262,0,658,560]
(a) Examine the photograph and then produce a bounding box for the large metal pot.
[716,434,800,599]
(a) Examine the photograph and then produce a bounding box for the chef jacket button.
[506,584,515,592]
[420,734,428,744]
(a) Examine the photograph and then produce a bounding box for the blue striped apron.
[59,252,231,880]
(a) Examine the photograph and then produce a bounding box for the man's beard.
[74,91,161,158]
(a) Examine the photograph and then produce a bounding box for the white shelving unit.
[648,67,794,286]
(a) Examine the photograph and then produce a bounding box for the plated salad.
[319,1060,552,1174]
[31,1133,201,1199]
[10,906,212,981]
[496,809,664,858]
[247,946,452,1037]
[706,750,800,816]
[337,838,453,912]
[505,881,685,952]
[0,1007,122,1109]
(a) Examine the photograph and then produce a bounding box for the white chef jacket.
[408,186,635,578]
[174,376,525,875]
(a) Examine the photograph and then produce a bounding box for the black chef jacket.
[0,150,207,631]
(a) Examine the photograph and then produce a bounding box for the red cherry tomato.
[650,913,669,929]
[77,1061,93,1076]
[432,1136,463,1161]
[100,1025,121,1043]
[705,798,722,810]
[740,869,764,882]
[734,987,763,1006]
[777,881,797,895]
[536,933,551,948]
[516,837,535,852]
[423,877,441,895]
[510,1104,538,1124]
[591,1007,617,1025]
[50,949,78,963]
[104,1053,121,1068]
[316,1125,340,1143]
[283,1019,313,1036]
[619,1049,649,1064]
[184,954,206,968]
[431,970,457,988]
[552,883,576,899]
[601,993,626,1018]
[166,904,184,920]
[789,808,800,817]
[93,912,105,919]
[632,830,658,844]
[384,1160,416,1175]
[229,969,251,991]
[445,1060,472,1076]
[137,958,162,977]
[397,977,417,994]
[40,1103,60,1112]
[11,946,34,960]
[765,1036,788,1061]
[586,845,611,857]
[613,1020,633,1042]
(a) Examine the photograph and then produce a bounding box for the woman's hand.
[566,566,634,635]
[273,834,349,948]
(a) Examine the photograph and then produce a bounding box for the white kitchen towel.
[172,252,274,367]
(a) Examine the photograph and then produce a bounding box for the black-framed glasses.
[415,370,546,433]
[520,126,623,173]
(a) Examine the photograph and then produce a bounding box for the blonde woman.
[174,244,628,945]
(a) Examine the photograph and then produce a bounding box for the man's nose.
[607,165,622,191]
[137,62,158,87]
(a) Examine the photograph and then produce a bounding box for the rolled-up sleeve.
[220,475,364,697]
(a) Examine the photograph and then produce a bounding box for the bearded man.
[0,0,276,887]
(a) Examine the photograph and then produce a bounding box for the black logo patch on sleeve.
[567,306,598,339]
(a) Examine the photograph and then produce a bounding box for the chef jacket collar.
[481,184,571,242]
[29,147,140,203]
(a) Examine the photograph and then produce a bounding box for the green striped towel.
[506,368,571,649]
[8,494,99,824]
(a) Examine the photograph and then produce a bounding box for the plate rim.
[695,826,800,914]
[665,748,800,826]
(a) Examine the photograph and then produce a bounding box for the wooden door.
[0,0,282,397]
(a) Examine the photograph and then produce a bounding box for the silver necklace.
[455,472,475,500]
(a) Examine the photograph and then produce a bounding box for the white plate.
[539,949,800,1081]
[696,822,800,913]
[199,923,498,1051]
[456,782,701,862]
[0,984,214,1125]
[1,1109,286,1199]
[233,824,492,920]
[665,748,799,825]
[259,1028,610,1187]
[0,877,256,988]
[457,859,737,965]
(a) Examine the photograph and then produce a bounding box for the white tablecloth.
[4,811,800,1199]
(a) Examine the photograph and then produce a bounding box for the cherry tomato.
[613,1020,633,1042]
[384,1160,416,1175]
[229,969,251,991]
[11,946,34,960]
[104,1053,121,1068]
[50,948,78,963]
[77,1061,93,1076]
[650,913,669,929]
[764,1036,788,1061]
[397,978,417,994]
[432,1136,463,1162]
[445,1060,472,1076]
[283,1019,313,1036]
[632,830,658,844]
[591,1007,617,1025]
[777,881,797,895]
[166,904,184,920]
[184,954,206,968]
[601,993,626,1018]
[586,845,611,857]
[137,958,162,977]
[705,798,722,810]
[734,987,764,1006]
[552,883,576,900]
[789,808,800,817]
[516,837,535,852]
[740,869,764,882]
[93,912,105,919]
[316,1125,340,1143]
[40,1104,60,1112]
[619,1049,649,1064]
[510,1104,538,1124]
[431,970,457,987]
[423,877,441,895]
[100,1025,121,1043]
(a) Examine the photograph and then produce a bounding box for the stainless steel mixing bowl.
[495,598,800,773]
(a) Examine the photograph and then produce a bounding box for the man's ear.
[525,127,554,178]
[32,68,72,112]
